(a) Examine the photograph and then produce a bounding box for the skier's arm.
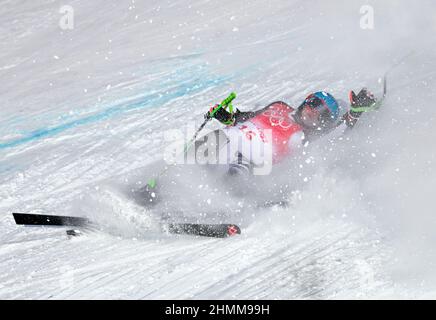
[341,88,378,128]
[206,104,238,125]
[207,104,255,126]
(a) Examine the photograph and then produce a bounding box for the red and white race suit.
[221,101,304,175]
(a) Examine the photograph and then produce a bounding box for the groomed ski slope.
[1,0,436,299]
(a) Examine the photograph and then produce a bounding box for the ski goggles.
[298,95,330,126]
[301,95,329,113]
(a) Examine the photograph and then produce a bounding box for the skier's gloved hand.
[344,88,378,127]
[349,88,378,117]
[205,104,235,125]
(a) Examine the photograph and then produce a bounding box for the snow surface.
[1,0,436,299]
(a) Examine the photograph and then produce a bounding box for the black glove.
[343,88,378,127]
[205,104,235,125]
[349,88,378,118]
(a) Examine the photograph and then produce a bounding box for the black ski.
[166,223,241,238]
[12,212,241,238]
[13,212,89,227]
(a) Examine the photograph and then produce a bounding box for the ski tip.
[12,212,20,224]
[226,224,241,237]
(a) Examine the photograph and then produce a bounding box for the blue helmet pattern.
[313,91,340,120]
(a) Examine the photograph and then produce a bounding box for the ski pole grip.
[221,92,236,107]
[210,92,237,118]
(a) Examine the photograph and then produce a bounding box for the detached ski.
[12,213,241,238]
[166,223,241,238]
[13,213,89,227]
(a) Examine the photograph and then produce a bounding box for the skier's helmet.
[297,91,340,128]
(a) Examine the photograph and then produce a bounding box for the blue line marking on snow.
[0,73,233,151]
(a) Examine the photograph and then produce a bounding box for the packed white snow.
[1,0,436,299]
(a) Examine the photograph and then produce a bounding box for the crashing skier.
[203,88,378,176]
[135,87,380,208]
